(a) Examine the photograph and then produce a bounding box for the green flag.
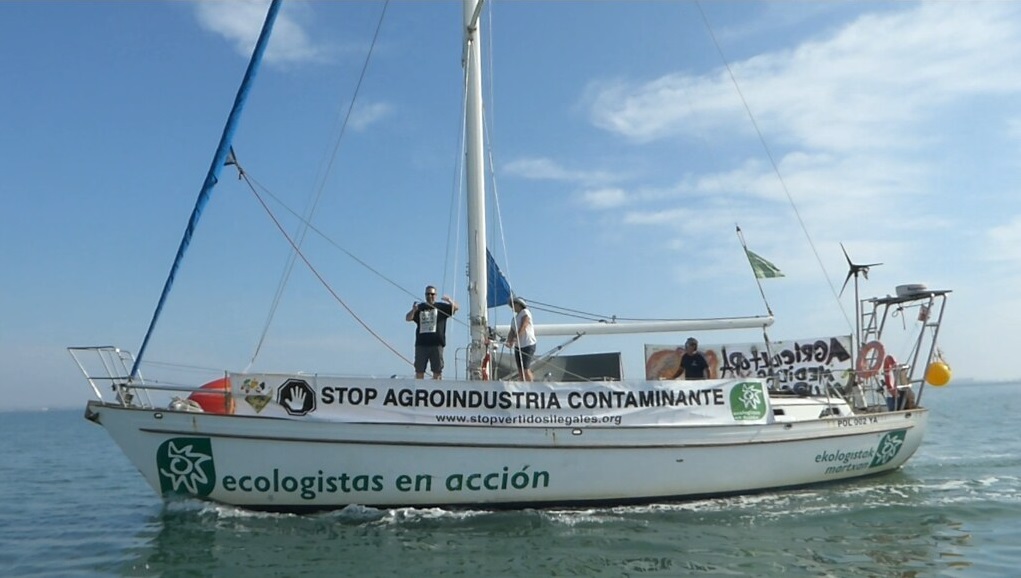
[746,249,784,279]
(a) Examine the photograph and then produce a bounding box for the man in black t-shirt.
[405,285,459,379]
[672,337,709,380]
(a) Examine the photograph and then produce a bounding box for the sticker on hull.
[815,430,908,475]
[157,438,216,497]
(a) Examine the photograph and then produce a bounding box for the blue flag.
[486,250,512,308]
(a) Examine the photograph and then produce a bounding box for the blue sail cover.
[487,250,512,309]
[130,0,283,378]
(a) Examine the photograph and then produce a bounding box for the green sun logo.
[156,438,216,497]
[869,430,907,468]
[730,381,767,421]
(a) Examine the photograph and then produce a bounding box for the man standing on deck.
[406,285,458,379]
[672,337,710,380]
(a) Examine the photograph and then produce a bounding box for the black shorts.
[414,345,444,374]
[514,345,536,370]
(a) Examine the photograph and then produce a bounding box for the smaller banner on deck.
[644,336,853,395]
[228,375,772,428]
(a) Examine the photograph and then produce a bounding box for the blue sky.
[2,1,1017,411]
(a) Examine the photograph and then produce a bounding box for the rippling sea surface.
[1,381,1018,577]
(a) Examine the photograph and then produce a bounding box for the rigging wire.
[232,161,473,347]
[246,1,392,371]
[234,161,414,367]
[239,170,413,298]
[483,1,513,328]
[523,299,612,323]
[442,28,472,315]
[694,1,855,335]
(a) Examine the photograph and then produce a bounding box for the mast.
[464,0,488,379]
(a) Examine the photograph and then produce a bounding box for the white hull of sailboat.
[87,400,926,511]
[72,0,950,515]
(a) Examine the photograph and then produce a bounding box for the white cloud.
[588,2,1021,155]
[578,187,628,209]
[574,1,1021,260]
[986,216,1021,265]
[622,208,691,226]
[349,101,393,132]
[503,157,619,186]
[193,0,324,65]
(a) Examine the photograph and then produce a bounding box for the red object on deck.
[187,377,234,414]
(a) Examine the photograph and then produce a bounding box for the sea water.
[1,381,1018,577]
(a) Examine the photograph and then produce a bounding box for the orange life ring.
[481,351,491,381]
[882,355,898,396]
[856,340,885,379]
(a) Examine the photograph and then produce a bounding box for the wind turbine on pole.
[840,243,882,351]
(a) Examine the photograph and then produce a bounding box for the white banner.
[645,336,853,395]
[228,375,773,427]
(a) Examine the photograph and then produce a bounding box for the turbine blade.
[839,270,854,297]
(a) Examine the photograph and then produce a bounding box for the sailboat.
[70,0,951,512]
